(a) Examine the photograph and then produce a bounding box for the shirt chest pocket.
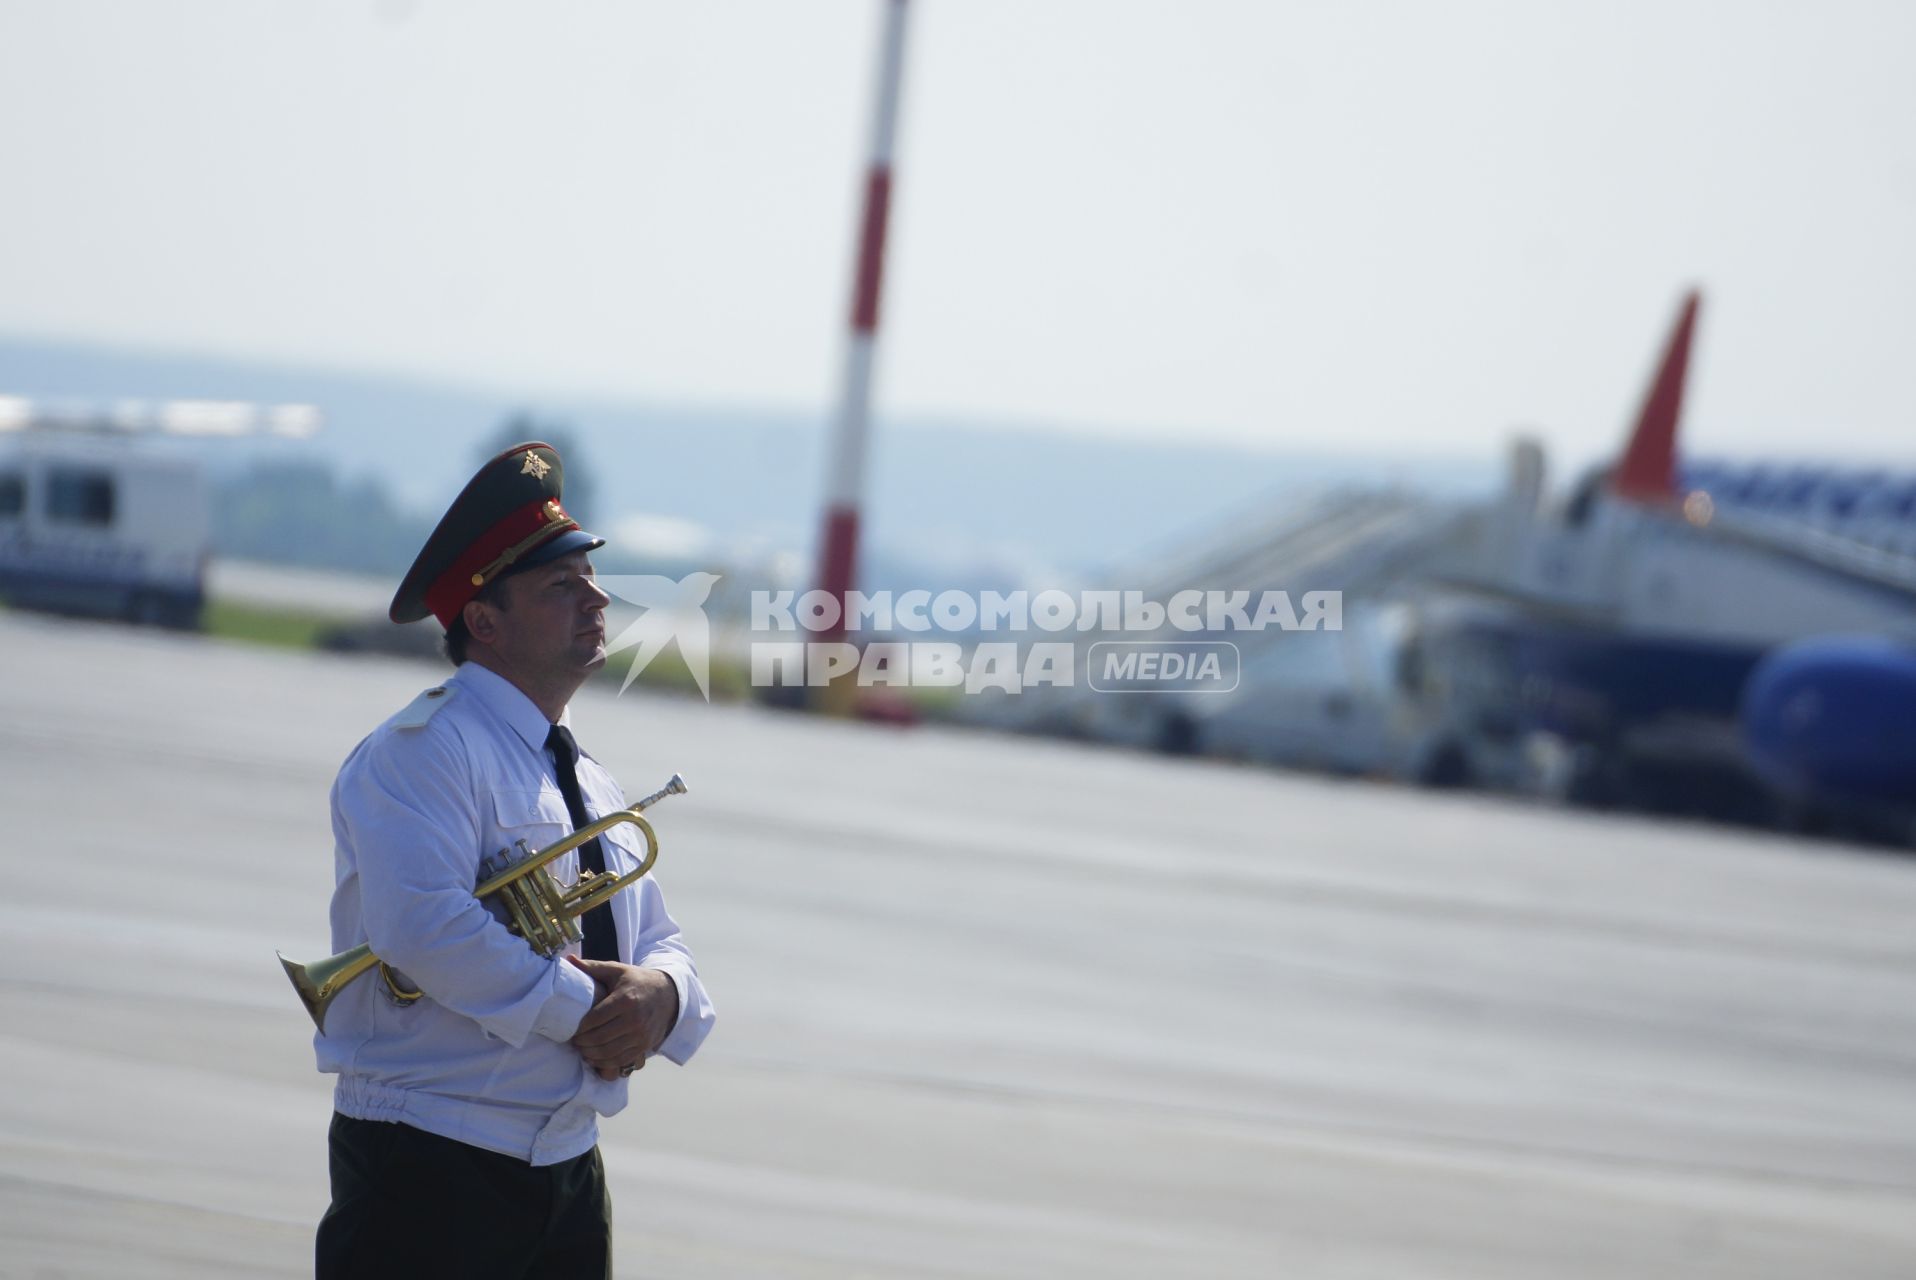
[596,812,657,879]
[485,787,576,882]
[575,770,654,878]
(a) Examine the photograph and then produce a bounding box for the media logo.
[1087,641,1239,693]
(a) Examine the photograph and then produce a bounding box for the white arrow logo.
[598,572,723,700]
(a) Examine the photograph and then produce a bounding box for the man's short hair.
[442,572,515,666]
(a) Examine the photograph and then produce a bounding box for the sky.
[0,0,1912,478]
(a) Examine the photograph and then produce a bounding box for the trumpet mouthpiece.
[633,772,689,812]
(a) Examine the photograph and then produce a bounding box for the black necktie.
[545,724,619,962]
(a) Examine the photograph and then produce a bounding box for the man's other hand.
[567,956,680,1081]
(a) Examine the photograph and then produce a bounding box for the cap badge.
[520,452,552,479]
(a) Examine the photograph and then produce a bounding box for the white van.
[0,437,209,628]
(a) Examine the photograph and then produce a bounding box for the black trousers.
[316,1113,611,1280]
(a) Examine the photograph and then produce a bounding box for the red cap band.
[423,497,577,629]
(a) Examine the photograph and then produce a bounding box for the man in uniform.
[311,441,715,1279]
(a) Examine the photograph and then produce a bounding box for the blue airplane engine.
[1741,638,1916,805]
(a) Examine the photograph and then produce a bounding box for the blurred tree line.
[212,460,430,574]
[211,412,589,575]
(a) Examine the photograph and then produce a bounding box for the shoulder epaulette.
[392,684,458,730]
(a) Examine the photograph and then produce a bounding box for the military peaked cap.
[389,441,604,628]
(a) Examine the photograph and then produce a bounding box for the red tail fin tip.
[1609,289,1701,503]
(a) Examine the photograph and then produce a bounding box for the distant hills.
[0,335,1493,588]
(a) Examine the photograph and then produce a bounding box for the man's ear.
[462,595,499,646]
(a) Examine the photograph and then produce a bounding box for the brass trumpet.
[279,773,688,1031]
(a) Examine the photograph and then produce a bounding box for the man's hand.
[567,956,680,1081]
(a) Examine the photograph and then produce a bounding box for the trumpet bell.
[279,944,382,1033]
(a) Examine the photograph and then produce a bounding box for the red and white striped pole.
[815,0,911,665]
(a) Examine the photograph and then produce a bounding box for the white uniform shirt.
[316,660,715,1166]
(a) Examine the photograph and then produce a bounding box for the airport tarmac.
[2,610,1915,1278]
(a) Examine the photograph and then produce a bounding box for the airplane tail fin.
[1608,289,1700,503]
